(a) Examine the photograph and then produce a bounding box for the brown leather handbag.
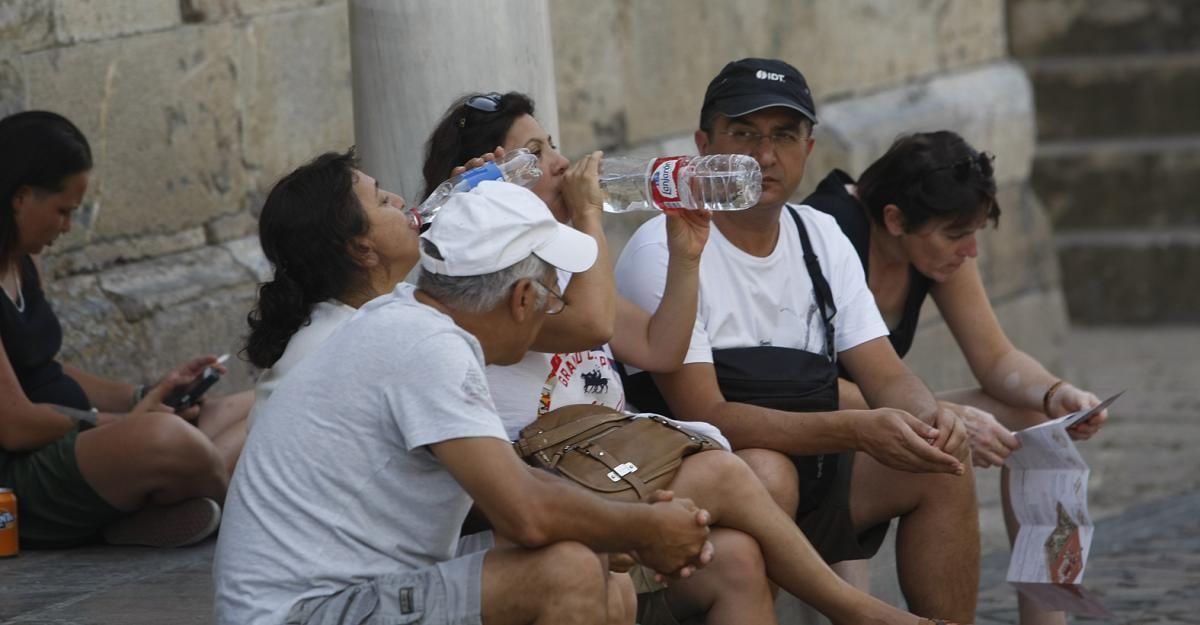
[514,404,720,502]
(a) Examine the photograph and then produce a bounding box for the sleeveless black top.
[0,257,90,409]
[804,170,932,362]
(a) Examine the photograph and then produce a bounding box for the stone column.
[348,0,559,202]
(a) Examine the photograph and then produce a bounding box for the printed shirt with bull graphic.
[487,271,625,440]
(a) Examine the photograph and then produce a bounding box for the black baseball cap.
[700,58,818,128]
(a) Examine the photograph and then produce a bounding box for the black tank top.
[0,256,90,409]
[804,170,932,361]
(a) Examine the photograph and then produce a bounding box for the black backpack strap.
[786,206,838,362]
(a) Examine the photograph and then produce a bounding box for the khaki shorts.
[798,451,890,564]
[286,532,494,625]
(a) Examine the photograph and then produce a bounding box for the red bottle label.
[648,156,689,210]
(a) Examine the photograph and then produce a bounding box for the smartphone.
[163,354,228,411]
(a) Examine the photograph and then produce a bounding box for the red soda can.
[0,488,17,557]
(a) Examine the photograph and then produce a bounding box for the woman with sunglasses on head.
[0,111,251,550]
[804,130,1108,625]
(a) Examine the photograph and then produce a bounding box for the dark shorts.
[798,451,890,564]
[0,429,124,548]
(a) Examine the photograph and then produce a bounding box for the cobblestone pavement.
[2,328,1198,624]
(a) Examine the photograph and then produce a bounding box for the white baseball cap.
[419,180,598,277]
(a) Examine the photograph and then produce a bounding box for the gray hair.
[418,240,552,314]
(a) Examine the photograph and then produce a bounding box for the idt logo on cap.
[755,70,786,82]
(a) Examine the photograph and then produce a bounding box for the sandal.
[103,497,221,548]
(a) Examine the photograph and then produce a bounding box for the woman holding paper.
[804,130,1109,625]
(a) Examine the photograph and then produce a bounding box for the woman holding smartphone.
[0,111,250,549]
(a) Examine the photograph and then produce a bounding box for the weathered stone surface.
[550,0,1007,151]
[51,0,180,43]
[222,235,270,283]
[0,55,22,117]
[1009,0,1200,57]
[1029,53,1200,141]
[44,273,152,384]
[805,61,1035,198]
[96,246,253,322]
[183,0,339,22]
[237,3,354,198]
[975,183,1061,302]
[205,210,257,244]
[23,23,246,245]
[0,0,55,52]
[41,228,208,279]
[1057,231,1200,324]
[138,281,260,389]
[1034,137,1200,230]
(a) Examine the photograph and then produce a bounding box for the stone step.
[1056,229,1200,324]
[1009,0,1200,57]
[1032,135,1200,230]
[1027,52,1200,141]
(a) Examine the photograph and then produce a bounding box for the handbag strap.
[786,206,838,363]
[513,409,631,458]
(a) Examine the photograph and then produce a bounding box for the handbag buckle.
[606,462,638,482]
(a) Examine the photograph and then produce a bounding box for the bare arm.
[933,259,1107,435]
[610,210,710,372]
[530,152,615,353]
[431,436,710,575]
[61,363,138,412]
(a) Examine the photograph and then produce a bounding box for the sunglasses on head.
[457,93,504,127]
[926,151,995,182]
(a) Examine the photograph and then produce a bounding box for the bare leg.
[607,571,636,625]
[75,411,229,510]
[196,390,253,475]
[668,450,923,625]
[850,451,979,622]
[662,528,778,625]
[939,387,1067,625]
[481,541,613,625]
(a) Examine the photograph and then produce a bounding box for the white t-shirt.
[487,272,625,439]
[246,299,358,429]
[213,284,508,625]
[615,204,887,375]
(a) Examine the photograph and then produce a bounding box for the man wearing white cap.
[213,181,712,625]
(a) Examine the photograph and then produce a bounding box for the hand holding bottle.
[562,150,605,227]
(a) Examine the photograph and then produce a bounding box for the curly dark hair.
[0,111,93,261]
[244,149,368,369]
[421,91,535,201]
[856,130,1000,233]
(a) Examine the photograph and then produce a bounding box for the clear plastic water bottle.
[598,154,762,213]
[414,148,542,227]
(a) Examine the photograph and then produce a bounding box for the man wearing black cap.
[616,58,980,622]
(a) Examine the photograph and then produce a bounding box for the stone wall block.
[43,228,208,279]
[549,0,625,153]
[1030,55,1200,141]
[51,0,180,44]
[0,0,55,52]
[803,61,1035,198]
[237,3,353,200]
[96,246,252,322]
[24,23,246,242]
[976,183,1061,302]
[138,283,260,390]
[1009,0,1200,57]
[222,235,271,283]
[205,210,258,244]
[0,54,24,117]
[1058,236,1200,324]
[44,274,152,384]
[1034,138,1200,230]
[184,0,338,22]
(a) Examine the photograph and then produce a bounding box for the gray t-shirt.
[213,285,508,625]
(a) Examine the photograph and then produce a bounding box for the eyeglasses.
[717,128,809,151]
[530,280,566,315]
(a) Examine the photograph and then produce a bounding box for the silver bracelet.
[53,405,99,427]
